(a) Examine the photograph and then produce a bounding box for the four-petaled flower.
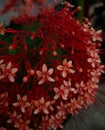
[57,59,75,78]
[33,97,51,114]
[36,64,55,85]
[54,84,70,100]
[13,94,30,113]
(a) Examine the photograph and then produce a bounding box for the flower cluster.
[0,0,104,130]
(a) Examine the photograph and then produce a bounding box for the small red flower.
[57,59,75,78]
[13,95,30,113]
[0,0,104,129]
[36,64,55,85]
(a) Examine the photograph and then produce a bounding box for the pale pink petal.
[46,101,50,107]
[6,62,12,69]
[87,58,92,63]
[54,95,59,100]
[67,60,72,67]
[11,68,18,73]
[0,59,4,64]
[63,59,67,65]
[36,71,42,77]
[60,84,64,89]
[7,119,12,124]
[40,97,45,104]
[34,109,39,114]
[54,87,59,93]
[38,78,45,85]
[62,71,67,78]
[22,95,27,101]
[69,69,75,74]
[42,64,47,72]
[62,95,68,100]
[57,65,63,70]
[13,102,19,107]
[48,68,54,75]
[21,107,25,113]
[8,74,15,82]
[17,94,21,101]
[43,108,49,114]
[14,123,20,128]
[25,102,30,107]
[48,76,55,82]
[25,120,30,125]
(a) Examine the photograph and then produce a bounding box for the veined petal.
[42,64,47,72]
[48,68,54,75]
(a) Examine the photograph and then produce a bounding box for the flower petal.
[48,76,55,82]
[48,68,54,75]
[67,60,72,67]
[13,102,19,107]
[54,95,59,100]
[11,68,18,73]
[36,71,42,77]
[69,69,75,74]
[43,108,49,114]
[63,59,67,65]
[34,109,39,114]
[40,97,45,104]
[21,107,25,113]
[62,71,67,78]
[42,64,47,72]
[22,95,27,101]
[8,74,15,82]
[6,62,12,69]
[38,78,45,85]
[57,65,63,70]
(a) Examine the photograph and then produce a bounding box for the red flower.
[0,0,104,129]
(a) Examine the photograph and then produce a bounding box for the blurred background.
[0,0,105,130]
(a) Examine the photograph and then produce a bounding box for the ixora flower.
[0,0,104,130]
